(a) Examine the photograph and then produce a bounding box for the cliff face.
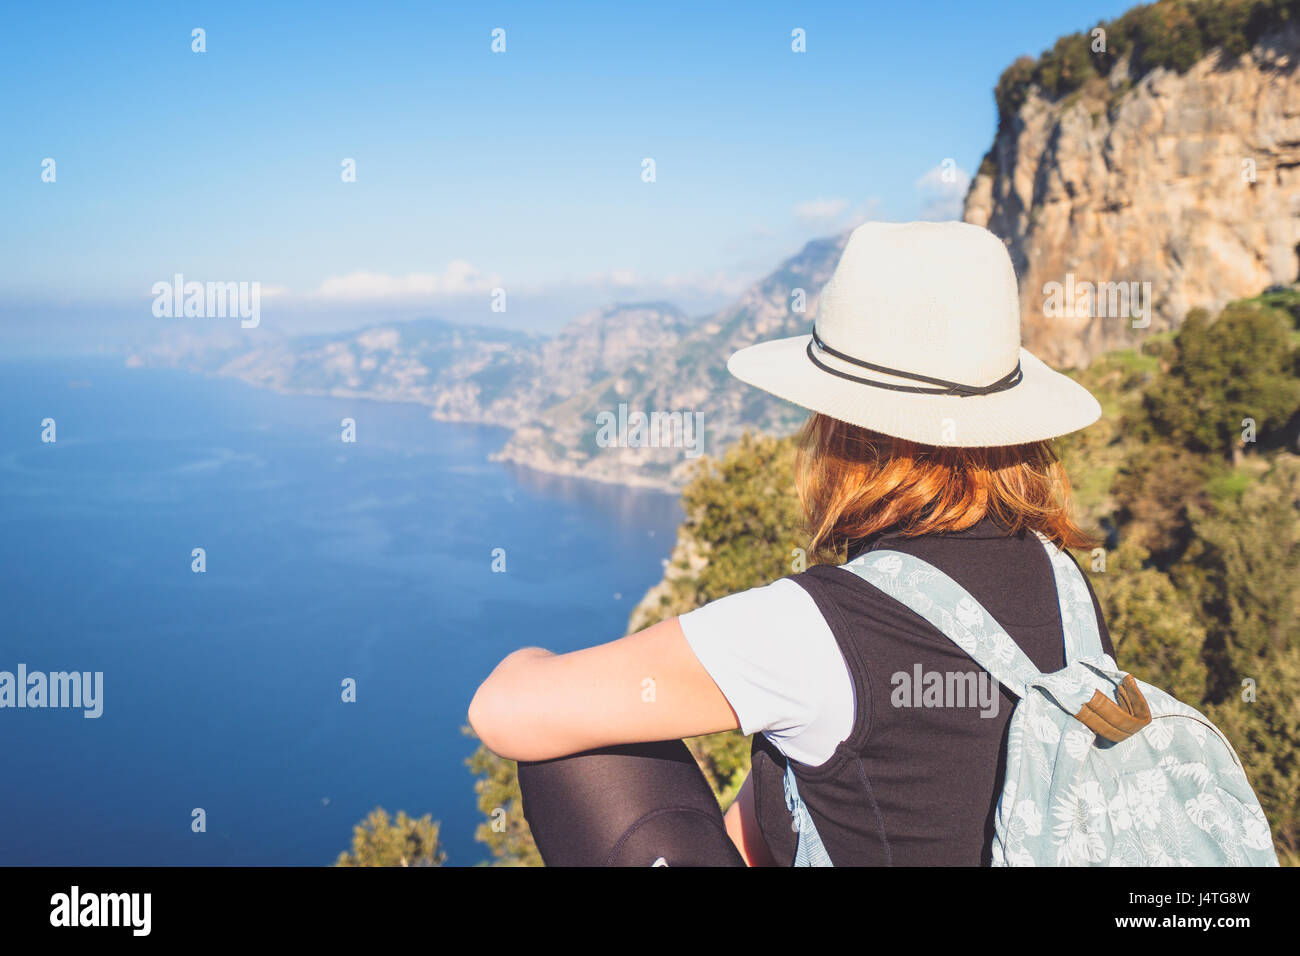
[965,24,1300,367]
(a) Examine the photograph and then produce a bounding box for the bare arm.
[468,616,741,762]
[724,773,778,866]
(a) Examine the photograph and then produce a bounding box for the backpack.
[781,533,1280,867]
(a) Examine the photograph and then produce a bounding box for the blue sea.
[0,359,682,865]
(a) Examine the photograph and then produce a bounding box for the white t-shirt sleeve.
[678,577,854,767]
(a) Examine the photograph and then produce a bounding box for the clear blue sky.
[0,0,1136,343]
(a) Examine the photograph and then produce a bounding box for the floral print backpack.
[782,534,1279,867]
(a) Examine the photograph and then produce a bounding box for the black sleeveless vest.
[749,517,1115,866]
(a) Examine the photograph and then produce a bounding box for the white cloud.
[842,198,883,228]
[660,270,752,299]
[313,260,502,301]
[789,198,883,235]
[915,163,972,221]
[607,268,641,287]
[792,197,850,225]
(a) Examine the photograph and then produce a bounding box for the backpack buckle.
[1073,674,1152,743]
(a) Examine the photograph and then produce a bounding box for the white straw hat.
[727,220,1101,447]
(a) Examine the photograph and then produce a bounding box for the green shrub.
[991,0,1300,130]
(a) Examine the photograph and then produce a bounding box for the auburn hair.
[796,413,1096,560]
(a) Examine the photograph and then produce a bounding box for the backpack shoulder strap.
[1031,532,1106,664]
[839,549,1043,699]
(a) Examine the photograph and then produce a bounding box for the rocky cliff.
[965,5,1300,367]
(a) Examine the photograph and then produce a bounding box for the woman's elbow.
[468,647,554,759]
[467,680,511,757]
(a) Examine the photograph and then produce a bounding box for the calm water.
[0,359,682,865]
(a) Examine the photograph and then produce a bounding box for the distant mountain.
[130,317,536,425]
[130,305,695,424]
[129,238,847,490]
[491,235,848,487]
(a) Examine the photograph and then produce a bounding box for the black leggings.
[517,739,747,866]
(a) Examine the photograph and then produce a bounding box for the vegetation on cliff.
[994,0,1300,125]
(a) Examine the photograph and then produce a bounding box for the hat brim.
[726,335,1101,447]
